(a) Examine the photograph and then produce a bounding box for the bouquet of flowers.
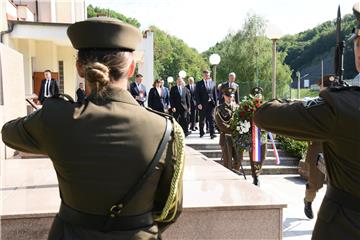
[231,94,263,151]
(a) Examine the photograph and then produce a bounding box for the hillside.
[278,13,357,86]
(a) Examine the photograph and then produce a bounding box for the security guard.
[215,87,241,171]
[254,4,360,239]
[303,76,334,219]
[2,17,184,240]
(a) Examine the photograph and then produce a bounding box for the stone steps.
[186,142,300,175]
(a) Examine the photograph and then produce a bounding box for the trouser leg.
[199,109,205,135]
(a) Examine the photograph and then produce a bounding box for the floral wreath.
[230,93,263,151]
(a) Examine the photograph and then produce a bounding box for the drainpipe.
[35,0,39,22]
[0,22,15,43]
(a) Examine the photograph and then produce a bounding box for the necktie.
[178,86,182,96]
[45,80,50,97]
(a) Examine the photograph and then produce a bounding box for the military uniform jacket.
[254,87,360,198]
[2,86,182,239]
[215,102,234,146]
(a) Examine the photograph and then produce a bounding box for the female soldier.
[2,17,184,240]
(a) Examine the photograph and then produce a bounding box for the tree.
[87,5,141,28]
[203,14,292,99]
[150,26,208,83]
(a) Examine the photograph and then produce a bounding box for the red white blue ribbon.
[268,132,280,165]
[251,120,261,162]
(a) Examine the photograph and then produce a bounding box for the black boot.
[304,199,314,219]
[253,176,260,187]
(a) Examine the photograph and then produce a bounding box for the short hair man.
[38,69,59,104]
[219,72,240,104]
[130,73,147,106]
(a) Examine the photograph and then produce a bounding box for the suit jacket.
[186,84,197,108]
[130,82,147,105]
[170,85,190,112]
[76,88,86,103]
[148,87,165,112]
[219,81,240,104]
[161,87,170,109]
[38,79,59,104]
[2,86,183,239]
[195,79,217,108]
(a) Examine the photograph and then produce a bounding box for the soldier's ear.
[76,60,85,78]
[127,60,136,78]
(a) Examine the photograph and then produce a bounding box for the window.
[58,61,64,93]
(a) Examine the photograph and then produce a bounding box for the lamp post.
[179,70,187,79]
[209,53,221,84]
[167,76,174,87]
[266,25,282,99]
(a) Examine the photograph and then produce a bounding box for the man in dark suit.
[170,77,191,136]
[195,70,217,139]
[76,82,86,103]
[160,79,170,111]
[130,73,147,106]
[219,72,240,104]
[186,77,198,131]
[38,69,59,104]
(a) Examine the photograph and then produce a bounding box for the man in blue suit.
[130,73,147,106]
[195,70,217,139]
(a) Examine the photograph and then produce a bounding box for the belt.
[58,202,154,232]
[325,185,360,212]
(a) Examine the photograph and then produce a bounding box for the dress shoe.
[195,127,198,130]
[304,199,314,219]
[210,134,217,139]
[253,177,260,187]
[200,133,204,138]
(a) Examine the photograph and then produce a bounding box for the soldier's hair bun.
[85,62,110,87]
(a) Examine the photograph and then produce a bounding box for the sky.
[86,0,356,52]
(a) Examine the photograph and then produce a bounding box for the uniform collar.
[87,86,139,106]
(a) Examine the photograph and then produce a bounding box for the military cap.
[251,86,263,95]
[222,87,235,97]
[349,3,360,40]
[317,74,336,87]
[67,17,142,51]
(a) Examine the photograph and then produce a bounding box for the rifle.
[334,6,348,86]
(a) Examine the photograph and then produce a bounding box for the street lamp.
[167,76,174,87]
[266,25,282,99]
[179,70,187,78]
[209,53,221,84]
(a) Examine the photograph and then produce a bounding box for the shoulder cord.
[154,119,185,222]
[216,107,232,124]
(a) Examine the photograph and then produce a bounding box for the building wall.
[34,40,58,72]
[56,1,74,23]
[17,39,33,95]
[57,46,77,99]
[0,43,26,158]
[37,1,52,22]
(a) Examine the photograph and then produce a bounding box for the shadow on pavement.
[284,176,306,185]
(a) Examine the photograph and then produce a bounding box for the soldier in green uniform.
[254,4,360,239]
[303,76,334,219]
[2,17,184,240]
[215,87,241,171]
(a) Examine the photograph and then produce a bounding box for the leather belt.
[58,202,154,232]
[325,185,360,212]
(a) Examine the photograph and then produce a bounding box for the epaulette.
[52,93,75,103]
[330,86,360,92]
[145,107,173,120]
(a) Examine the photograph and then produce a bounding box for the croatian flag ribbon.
[268,132,280,165]
[251,120,261,162]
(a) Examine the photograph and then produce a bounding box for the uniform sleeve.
[254,98,336,141]
[215,107,232,134]
[1,110,45,154]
